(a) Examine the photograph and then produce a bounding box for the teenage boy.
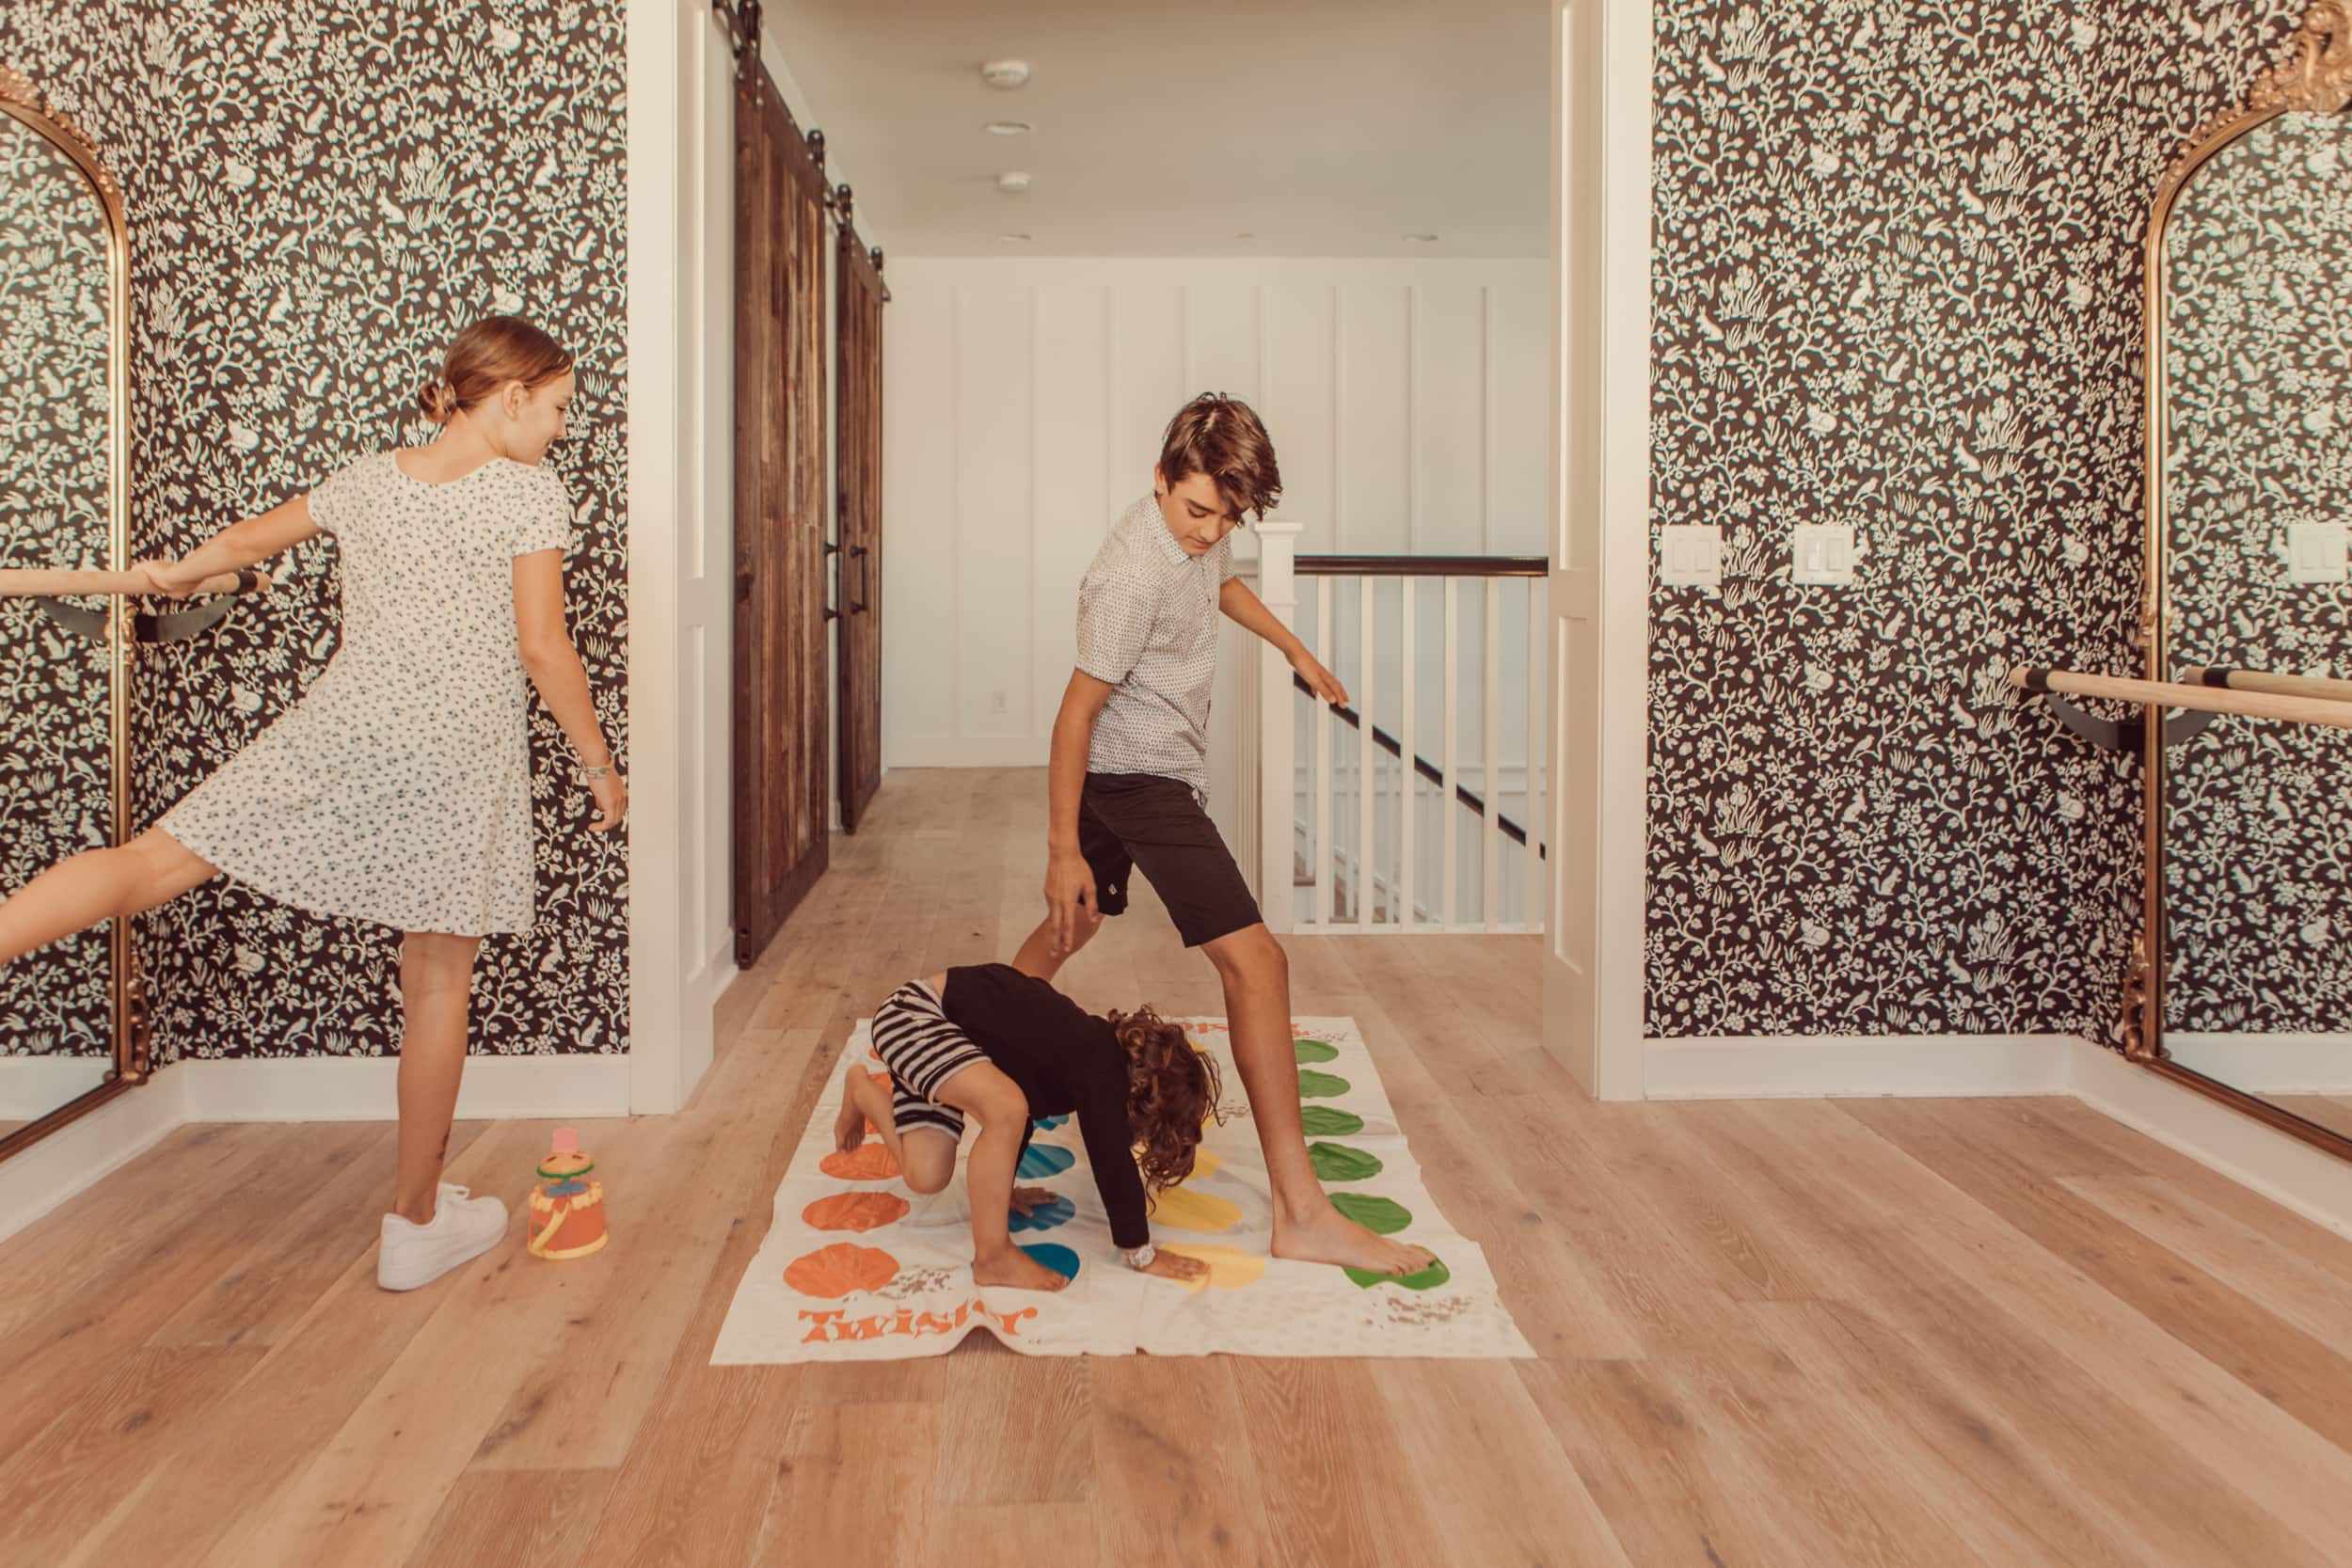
[1012,393,1433,1277]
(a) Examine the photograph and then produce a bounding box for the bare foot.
[973,1249,1070,1292]
[1272,1205,1435,1276]
[833,1064,869,1154]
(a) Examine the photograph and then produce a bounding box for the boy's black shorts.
[1077,772,1263,949]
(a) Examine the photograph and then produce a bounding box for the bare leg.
[0,827,216,966]
[390,931,483,1225]
[1206,924,1434,1276]
[834,1064,961,1195]
[1011,907,1100,983]
[935,1063,1066,1291]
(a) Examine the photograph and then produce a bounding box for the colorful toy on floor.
[527,1127,609,1259]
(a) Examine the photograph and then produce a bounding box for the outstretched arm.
[136,494,322,594]
[516,551,627,832]
[1219,576,1346,706]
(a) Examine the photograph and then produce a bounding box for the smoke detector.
[980,59,1031,88]
[996,170,1033,194]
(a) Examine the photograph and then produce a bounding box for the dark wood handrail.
[1295,555,1546,578]
[1295,673,1544,854]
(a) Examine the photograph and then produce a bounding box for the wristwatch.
[1122,1243,1156,1272]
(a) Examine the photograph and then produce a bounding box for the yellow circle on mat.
[1183,1148,1222,1182]
[1162,1243,1265,1293]
[1152,1185,1243,1233]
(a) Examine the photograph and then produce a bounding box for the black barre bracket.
[31,593,250,645]
[2017,669,2219,757]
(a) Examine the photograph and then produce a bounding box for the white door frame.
[1543,0,1649,1099]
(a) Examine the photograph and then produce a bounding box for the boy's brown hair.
[1156,393,1282,522]
[1111,1006,1224,1194]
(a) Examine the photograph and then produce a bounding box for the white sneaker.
[377,1182,510,1291]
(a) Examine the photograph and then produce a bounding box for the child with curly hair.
[835,962,1219,1291]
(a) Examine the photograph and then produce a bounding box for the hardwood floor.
[5,768,2352,1567]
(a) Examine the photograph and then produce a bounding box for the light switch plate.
[1660,524,1722,589]
[1790,524,1857,586]
[2287,521,2347,585]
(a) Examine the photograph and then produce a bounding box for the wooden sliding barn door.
[834,197,886,833]
[732,75,830,966]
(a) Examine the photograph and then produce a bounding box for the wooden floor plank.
[403,1468,618,1568]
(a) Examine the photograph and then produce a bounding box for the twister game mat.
[710,1016,1534,1362]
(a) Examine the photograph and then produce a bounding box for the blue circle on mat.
[1029,1114,1069,1132]
[1009,1195,1075,1232]
[1021,1242,1081,1280]
[1018,1144,1075,1179]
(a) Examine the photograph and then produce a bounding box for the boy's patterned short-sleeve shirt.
[1073,495,1237,801]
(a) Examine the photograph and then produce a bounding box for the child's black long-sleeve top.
[941,963,1151,1249]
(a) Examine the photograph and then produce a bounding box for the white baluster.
[1525,577,1544,931]
[1358,577,1375,927]
[1400,578,1417,932]
[1442,577,1458,929]
[1484,577,1502,930]
[1253,521,1300,932]
[1315,575,1333,930]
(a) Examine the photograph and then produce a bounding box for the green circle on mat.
[1296,1069,1351,1099]
[1308,1142,1383,1182]
[1345,1256,1451,1291]
[1293,1038,1339,1064]
[1298,1106,1364,1136]
[1329,1193,1411,1234]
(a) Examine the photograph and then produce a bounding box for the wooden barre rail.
[2179,664,2352,706]
[0,566,270,599]
[2011,666,2352,733]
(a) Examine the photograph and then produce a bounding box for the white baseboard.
[883,736,1048,768]
[2069,1038,2352,1242]
[1644,1034,2074,1099]
[0,1055,119,1119]
[179,1053,633,1122]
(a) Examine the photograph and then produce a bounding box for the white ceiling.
[762,0,1551,258]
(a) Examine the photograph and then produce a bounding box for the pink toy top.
[549,1127,581,1156]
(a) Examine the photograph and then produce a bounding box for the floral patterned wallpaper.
[2161,109,2352,1034]
[0,0,629,1062]
[0,119,114,1060]
[1646,0,2307,1040]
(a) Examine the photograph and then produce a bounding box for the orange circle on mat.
[803,1191,911,1233]
[784,1242,899,1297]
[819,1142,902,1180]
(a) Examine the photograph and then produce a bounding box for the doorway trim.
[1544,0,1651,1100]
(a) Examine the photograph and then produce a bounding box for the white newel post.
[1255,522,1302,935]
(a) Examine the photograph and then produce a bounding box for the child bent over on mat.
[834,962,1216,1291]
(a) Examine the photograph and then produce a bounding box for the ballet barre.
[2178,664,2352,706]
[0,565,270,599]
[1,566,273,644]
[2011,666,2352,734]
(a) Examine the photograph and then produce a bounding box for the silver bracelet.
[579,760,615,781]
[1122,1243,1156,1271]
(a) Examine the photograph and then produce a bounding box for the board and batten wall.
[880,257,1550,847]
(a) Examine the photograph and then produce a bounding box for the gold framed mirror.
[2139,3,2352,1159]
[0,65,146,1161]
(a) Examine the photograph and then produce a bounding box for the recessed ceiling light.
[985,120,1032,135]
[1235,231,1256,240]
[996,171,1033,193]
[980,59,1031,88]
[1404,232,1439,243]
[1000,232,1032,242]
